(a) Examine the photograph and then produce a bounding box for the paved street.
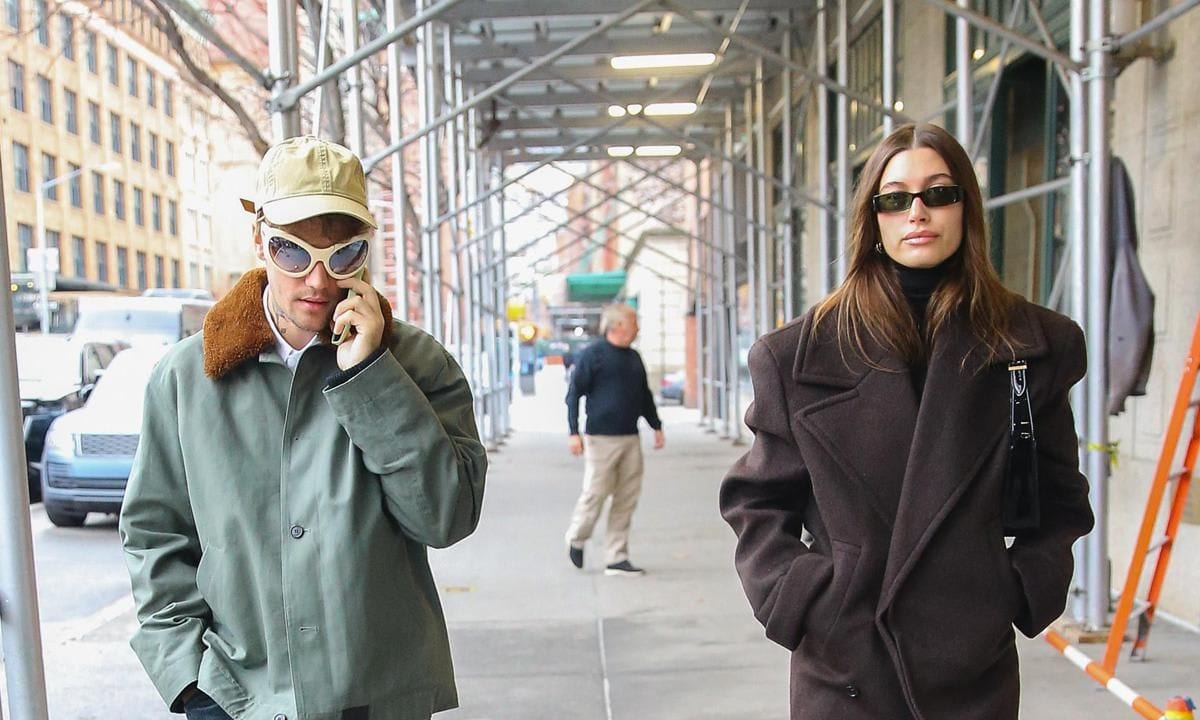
[2,364,1197,718]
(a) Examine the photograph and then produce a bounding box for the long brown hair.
[814,123,1019,367]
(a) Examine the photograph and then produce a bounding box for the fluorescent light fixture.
[607,146,635,157]
[635,145,682,157]
[972,47,986,60]
[644,102,697,116]
[627,103,643,115]
[608,105,627,117]
[610,52,717,70]
[893,100,905,112]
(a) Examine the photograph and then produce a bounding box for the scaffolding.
[3,0,1199,717]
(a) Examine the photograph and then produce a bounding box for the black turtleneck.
[893,258,947,333]
[892,258,949,396]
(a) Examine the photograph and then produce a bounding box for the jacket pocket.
[815,539,862,657]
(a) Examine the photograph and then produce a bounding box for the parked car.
[142,287,214,300]
[15,334,120,502]
[660,370,685,403]
[40,345,168,527]
[73,296,213,346]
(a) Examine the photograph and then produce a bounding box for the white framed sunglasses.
[260,224,371,280]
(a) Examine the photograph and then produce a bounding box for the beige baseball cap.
[240,135,376,228]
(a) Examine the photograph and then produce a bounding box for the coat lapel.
[792,317,919,529]
[877,304,1050,611]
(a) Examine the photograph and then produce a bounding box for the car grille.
[45,462,127,490]
[79,434,140,457]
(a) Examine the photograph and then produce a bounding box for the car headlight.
[43,424,77,457]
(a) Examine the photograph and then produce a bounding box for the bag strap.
[1009,360,1035,446]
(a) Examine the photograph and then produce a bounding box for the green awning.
[565,270,626,302]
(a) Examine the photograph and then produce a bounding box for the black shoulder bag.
[1003,360,1040,536]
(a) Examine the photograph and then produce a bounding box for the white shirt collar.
[262,286,320,371]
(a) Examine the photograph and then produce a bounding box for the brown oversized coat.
[721,300,1094,720]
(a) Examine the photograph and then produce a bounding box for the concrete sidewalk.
[433,365,1199,720]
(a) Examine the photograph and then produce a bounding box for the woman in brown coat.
[720,123,1094,720]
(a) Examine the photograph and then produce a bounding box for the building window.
[64,88,78,134]
[44,230,60,272]
[17,224,33,271]
[163,80,173,116]
[168,199,178,235]
[113,179,125,219]
[91,171,104,214]
[106,42,118,86]
[171,259,180,288]
[33,0,46,45]
[68,163,82,207]
[136,251,147,289]
[88,101,100,144]
[130,122,141,161]
[116,247,128,287]
[151,193,162,231]
[85,31,97,73]
[126,56,138,97]
[148,132,158,168]
[145,68,156,107]
[5,0,19,30]
[110,111,122,153]
[8,61,24,111]
[133,187,144,226]
[41,153,57,199]
[60,14,73,59]
[12,142,29,192]
[37,74,51,122]
[154,255,164,288]
[96,241,109,282]
[72,236,85,277]
[165,140,175,176]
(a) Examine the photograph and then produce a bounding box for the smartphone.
[331,268,365,346]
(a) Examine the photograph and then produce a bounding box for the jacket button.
[274,715,288,720]
[846,684,860,698]
[289,525,305,539]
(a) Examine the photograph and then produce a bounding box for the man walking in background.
[565,304,665,576]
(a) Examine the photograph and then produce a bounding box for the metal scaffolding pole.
[496,157,513,439]
[754,57,771,333]
[742,89,759,341]
[704,151,720,431]
[835,0,849,282]
[817,0,832,297]
[956,0,974,147]
[386,0,409,322]
[970,0,1029,160]
[343,0,365,156]
[781,27,795,320]
[417,1,437,335]
[267,0,300,139]
[723,103,742,444]
[479,166,497,449]
[0,165,50,720]
[693,160,708,425]
[1084,0,1112,631]
[882,0,896,136]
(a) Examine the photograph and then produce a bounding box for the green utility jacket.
[120,269,487,720]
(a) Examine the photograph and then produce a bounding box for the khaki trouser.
[565,434,644,565]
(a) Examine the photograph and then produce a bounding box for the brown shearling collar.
[203,268,395,380]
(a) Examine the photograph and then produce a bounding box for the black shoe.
[569,544,584,569]
[604,560,645,576]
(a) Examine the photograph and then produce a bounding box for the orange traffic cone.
[1165,696,1196,720]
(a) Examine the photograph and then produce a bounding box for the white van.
[73,296,214,346]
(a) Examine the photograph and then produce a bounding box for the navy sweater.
[566,339,663,436]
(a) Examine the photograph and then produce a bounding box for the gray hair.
[599,304,637,334]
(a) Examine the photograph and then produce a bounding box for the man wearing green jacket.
[120,136,487,720]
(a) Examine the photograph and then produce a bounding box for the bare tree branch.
[142,0,270,155]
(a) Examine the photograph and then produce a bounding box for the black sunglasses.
[872,185,964,213]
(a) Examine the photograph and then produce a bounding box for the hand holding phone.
[331,267,365,346]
